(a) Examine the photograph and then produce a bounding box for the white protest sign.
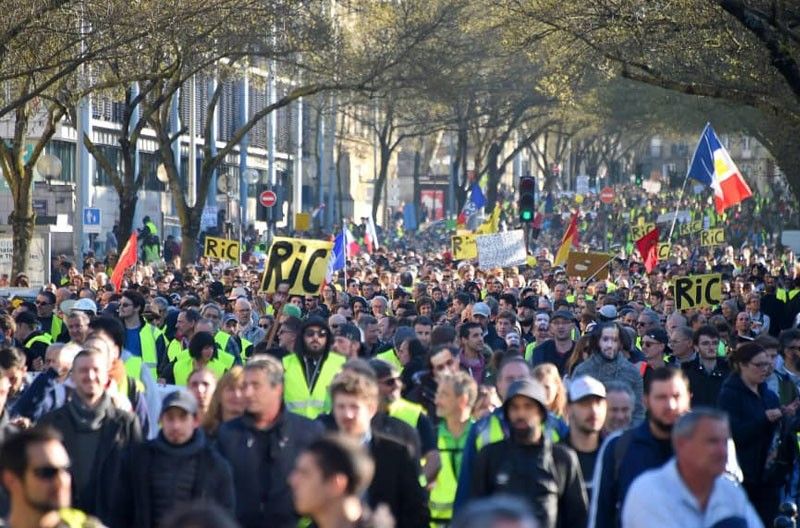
[0,235,47,285]
[476,230,526,269]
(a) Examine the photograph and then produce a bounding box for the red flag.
[635,227,659,273]
[553,212,579,266]
[110,231,138,292]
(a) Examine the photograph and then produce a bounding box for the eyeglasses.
[119,302,133,308]
[304,329,328,338]
[31,465,70,480]
[749,361,771,370]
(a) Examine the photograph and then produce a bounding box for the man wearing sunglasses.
[0,426,106,528]
[282,317,346,419]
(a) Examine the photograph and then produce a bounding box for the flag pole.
[341,219,347,291]
[666,172,691,244]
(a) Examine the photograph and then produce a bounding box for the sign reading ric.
[451,234,477,260]
[674,273,722,311]
[203,236,240,262]
[700,228,725,246]
[630,223,656,241]
[261,237,333,295]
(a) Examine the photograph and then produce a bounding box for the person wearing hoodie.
[282,317,347,419]
[112,390,235,528]
[571,323,645,424]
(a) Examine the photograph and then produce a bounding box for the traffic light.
[518,176,536,223]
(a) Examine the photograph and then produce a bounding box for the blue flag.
[330,233,345,272]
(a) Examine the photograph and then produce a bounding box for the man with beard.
[470,379,587,528]
[282,317,347,419]
[588,367,741,528]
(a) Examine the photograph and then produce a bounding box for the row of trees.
[3,0,797,273]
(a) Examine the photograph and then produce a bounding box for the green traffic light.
[521,211,532,221]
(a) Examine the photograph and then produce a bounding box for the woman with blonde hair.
[533,362,568,418]
[202,366,246,438]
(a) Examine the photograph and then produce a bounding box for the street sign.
[83,207,101,234]
[259,190,277,208]
[600,187,615,204]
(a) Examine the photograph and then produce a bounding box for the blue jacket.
[588,421,673,528]
[717,373,780,487]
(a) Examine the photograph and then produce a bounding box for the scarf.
[67,393,112,431]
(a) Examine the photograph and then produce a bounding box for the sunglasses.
[304,329,328,338]
[31,464,70,480]
[35,301,51,306]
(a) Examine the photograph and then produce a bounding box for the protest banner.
[261,237,333,295]
[566,252,612,279]
[630,223,656,240]
[674,273,722,311]
[203,236,240,262]
[674,220,704,237]
[476,230,526,269]
[658,243,671,260]
[451,234,478,260]
[700,228,725,246]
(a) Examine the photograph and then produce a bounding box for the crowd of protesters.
[0,183,797,527]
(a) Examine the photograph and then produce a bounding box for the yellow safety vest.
[48,315,64,341]
[474,412,559,451]
[215,330,241,358]
[172,352,234,386]
[429,421,472,526]
[124,323,162,382]
[25,332,53,350]
[376,348,403,371]
[524,341,536,362]
[282,352,346,419]
[387,398,425,427]
[239,336,253,362]
[167,338,186,363]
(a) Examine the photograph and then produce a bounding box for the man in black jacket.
[113,390,235,527]
[471,379,588,528]
[39,348,142,524]
[330,370,430,527]
[216,356,323,528]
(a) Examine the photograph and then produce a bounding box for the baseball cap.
[282,304,302,319]
[472,302,491,318]
[160,390,198,416]
[228,286,248,300]
[597,305,618,322]
[72,298,98,315]
[503,379,548,412]
[550,309,574,322]
[568,376,607,403]
[645,328,669,345]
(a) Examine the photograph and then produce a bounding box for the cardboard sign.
[203,236,240,262]
[476,230,526,269]
[630,223,656,241]
[566,252,612,279]
[295,213,311,231]
[451,234,478,260]
[700,228,725,246]
[260,237,333,295]
[674,273,722,311]
[658,243,671,260]
[673,220,704,238]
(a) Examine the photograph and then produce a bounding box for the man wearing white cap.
[563,376,607,501]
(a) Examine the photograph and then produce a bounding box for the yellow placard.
[700,228,725,246]
[658,243,671,259]
[260,237,333,295]
[295,213,311,232]
[526,256,538,267]
[674,220,704,238]
[203,236,240,262]
[451,234,478,260]
[630,223,656,241]
[674,273,722,311]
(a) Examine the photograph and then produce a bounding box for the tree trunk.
[9,169,33,277]
[117,191,138,251]
[485,142,501,212]
[412,149,422,225]
[371,142,391,221]
[455,123,469,211]
[179,210,202,265]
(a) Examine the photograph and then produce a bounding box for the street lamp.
[217,172,237,239]
[36,153,63,185]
